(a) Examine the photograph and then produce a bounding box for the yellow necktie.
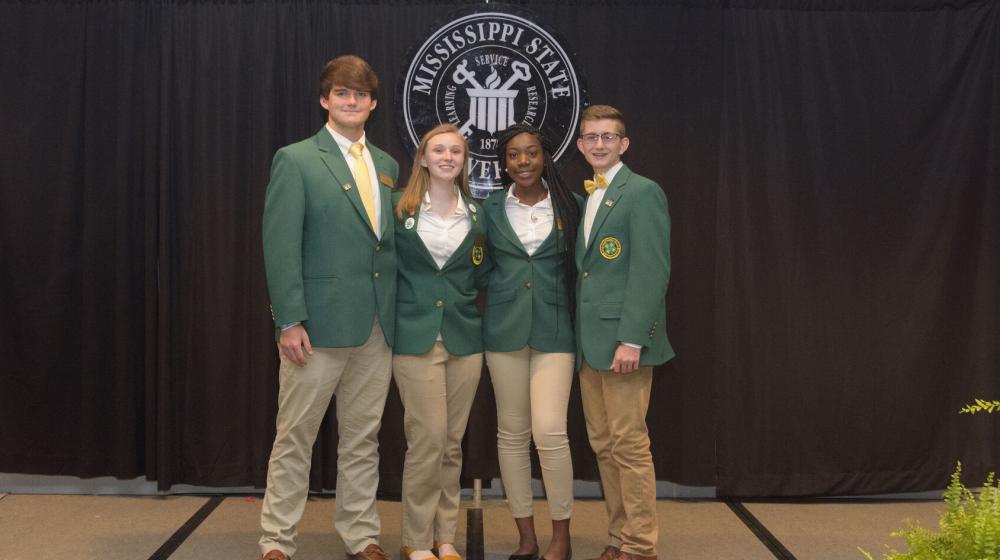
[349,142,377,232]
[584,173,608,195]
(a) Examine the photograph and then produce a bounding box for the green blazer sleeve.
[575,165,675,370]
[262,147,309,327]
[262,128,399,348]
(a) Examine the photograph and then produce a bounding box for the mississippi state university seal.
[398,6,586,198]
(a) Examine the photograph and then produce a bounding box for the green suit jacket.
[575,164,675,370]
[482,189,583,353]
[262,127,399,348]
[392,192,487,356]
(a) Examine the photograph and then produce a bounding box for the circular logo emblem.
[599,236,622,260]
[398,6,586,198]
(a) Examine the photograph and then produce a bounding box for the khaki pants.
[393,343,482,548]
[259,320,392,558]
[486,348,574,520]
[579,362,657,557]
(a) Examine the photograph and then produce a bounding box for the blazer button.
[435,300,444,308]
[373,272,380,279]
[525,282,532,289]
[583,271,589,278]
[436,271,443,277]
[375,244,382,252]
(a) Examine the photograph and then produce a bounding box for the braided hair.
[494,124,580,322]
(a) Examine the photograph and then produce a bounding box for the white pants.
[393,343,483,548]
[486,347,574,520]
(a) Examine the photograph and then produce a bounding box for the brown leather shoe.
[586,546,619,560]
[348,544,392,560]
[262,550,290,560]
[613,551,656,560]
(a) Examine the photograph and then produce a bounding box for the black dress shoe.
[508,554,539,560]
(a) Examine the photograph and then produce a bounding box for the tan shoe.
[262,550,290,560]
[432,542,461,560]
[402,547,441,560]
[349,544,392,560]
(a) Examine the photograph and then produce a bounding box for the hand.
[279,324,312,367]
[611,343,640,373]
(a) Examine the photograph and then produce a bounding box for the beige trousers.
[486,348,574,520]
[579,361,657,557]
[393,343,483,548]
[259,320,392,558]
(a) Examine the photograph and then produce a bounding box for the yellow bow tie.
[584,174,608,195]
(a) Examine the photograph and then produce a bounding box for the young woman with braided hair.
[481,123,581,560]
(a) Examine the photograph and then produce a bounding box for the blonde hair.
[396,124,471,219]
[579,104,626,136]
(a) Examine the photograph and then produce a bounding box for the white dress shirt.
[504,182,554,256]
[327,124,382,237]
[416,189,471,269]
[583,161,623,247]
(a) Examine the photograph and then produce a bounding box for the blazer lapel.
[486,190,528,254]
[402,205,439,269]
[442,195,482,270]
[316,129,375,233]
[371,144,396,239]
[586,165,630,250]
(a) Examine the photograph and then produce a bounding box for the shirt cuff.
[621,342,642,349]
[280,322,301,331]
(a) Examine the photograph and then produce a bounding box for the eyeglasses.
[580,133,622,145]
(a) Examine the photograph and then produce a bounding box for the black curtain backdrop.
[0,0,996,497]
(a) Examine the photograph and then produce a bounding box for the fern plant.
[860,462,1000,559]
[960,399,1000,415]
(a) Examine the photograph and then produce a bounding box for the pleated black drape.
[1,0,996,497]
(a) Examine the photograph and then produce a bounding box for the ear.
[369,98,378,111]
[619,136,630,156]
[576,137,585,154]
[320,95,329,111]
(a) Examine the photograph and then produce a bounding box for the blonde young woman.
[392,123,487,560]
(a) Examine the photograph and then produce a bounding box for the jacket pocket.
[542,288,566,307]
[598,302,622,319]
[487,288,516,306]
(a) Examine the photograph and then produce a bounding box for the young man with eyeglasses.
[259,54,399,560]
[574,104,674,560]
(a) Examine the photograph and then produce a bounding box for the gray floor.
[0,493,943,560]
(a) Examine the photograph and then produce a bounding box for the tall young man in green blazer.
[575,105,674,560]
[259,55,399,560]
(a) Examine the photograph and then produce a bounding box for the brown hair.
[579,104,626,136]
[319,55,379,100]
[395,124,471,219]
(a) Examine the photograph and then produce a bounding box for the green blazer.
[482,189,583,353]
[575,164,675,370]
[393,192,487,356]
[262,127,399,348]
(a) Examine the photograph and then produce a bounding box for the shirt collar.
[505,180,552,207]
[596,161,624,186]
[326,124,366,154]
[421,186,467,216]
